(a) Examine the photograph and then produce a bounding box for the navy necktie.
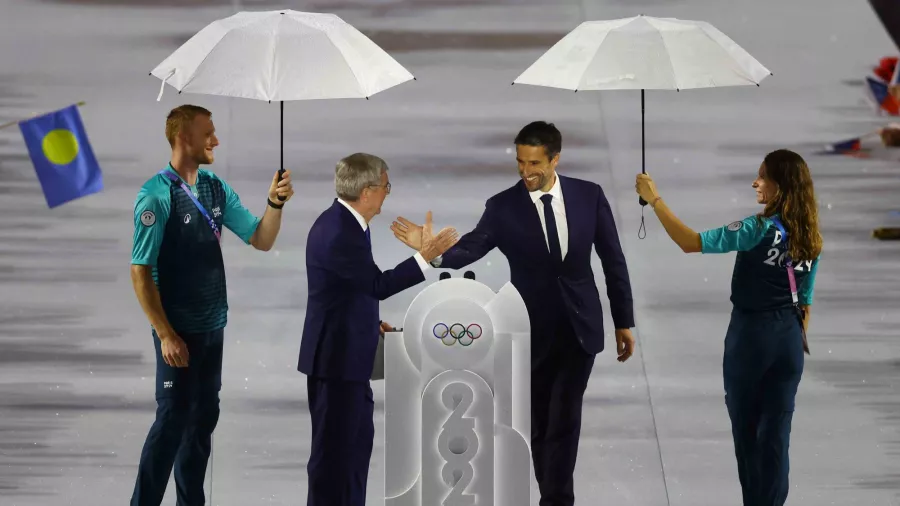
[540,194,562,264]
[365,227,371,246]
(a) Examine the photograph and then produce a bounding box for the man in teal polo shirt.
[129,104,294,506]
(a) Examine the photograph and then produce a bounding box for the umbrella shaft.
[277,101,287,201]
[280,101,284,172]
[641,89,645,174]
[639,89,647,207]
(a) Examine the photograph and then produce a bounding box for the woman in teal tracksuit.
[635,149,822,506]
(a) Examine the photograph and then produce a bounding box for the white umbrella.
[513,15,772,232]
[149,9,415,198]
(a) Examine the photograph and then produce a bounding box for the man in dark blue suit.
[298,152,458,506]
[391,121,636,506]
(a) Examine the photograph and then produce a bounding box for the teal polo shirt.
[131,165,261,334]
[699,214,820,311]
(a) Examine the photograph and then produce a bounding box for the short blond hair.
[165,105,211,147]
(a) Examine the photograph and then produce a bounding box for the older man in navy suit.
[391,121,636,506]
[298,152,458,506]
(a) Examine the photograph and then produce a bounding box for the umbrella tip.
[366,96,369,100]
[413,77,417,81]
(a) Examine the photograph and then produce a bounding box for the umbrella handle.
[277,169,286,200]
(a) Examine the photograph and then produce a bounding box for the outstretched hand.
[391,216,423,250]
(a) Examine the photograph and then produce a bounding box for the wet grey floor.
[2,0,900,504]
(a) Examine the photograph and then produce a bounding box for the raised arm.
[220,170,293,251]
[697,216,770,254]
[635,174,702,252]
[648,198,704,253]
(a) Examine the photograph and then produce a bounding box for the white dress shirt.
[530,172,568,260]
[337,199,430,272]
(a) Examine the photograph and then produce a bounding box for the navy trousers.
[530,316,596,506]
[306,376,375,506]
[723,307,805,506]
[131,329,224,506]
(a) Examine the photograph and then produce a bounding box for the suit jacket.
[298,199,426,381]
[438,175,634,354]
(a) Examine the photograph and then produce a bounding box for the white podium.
[377,273,532,506]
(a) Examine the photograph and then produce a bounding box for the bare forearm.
[801,305,811,331]
[130,265,174,338]
[251,206,283,251]
[652,198,702,253]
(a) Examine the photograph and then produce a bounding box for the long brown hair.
[759,149,823,262]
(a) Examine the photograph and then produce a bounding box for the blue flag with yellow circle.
[18,104,103,208]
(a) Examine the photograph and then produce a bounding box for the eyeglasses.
[368,182,391,194]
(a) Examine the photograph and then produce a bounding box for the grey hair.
[334,152,388,201]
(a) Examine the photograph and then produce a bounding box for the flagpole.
[0,101,86,131]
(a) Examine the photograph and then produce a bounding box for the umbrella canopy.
[150,9,414,102]
[149,9,415,200]
[513,15,771,91]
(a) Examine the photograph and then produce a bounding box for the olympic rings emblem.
[433,323,483,347]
